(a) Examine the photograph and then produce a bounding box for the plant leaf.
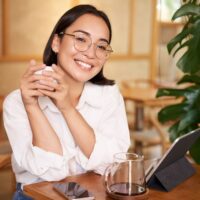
[189,137,200,164]
[168,122,180,142]
[172,40,190,57]
[156,88,189,98]
[183,86,200,106]
[178,74,200,85]
[158,103,188,123]
[178,109,200,132]
[163,0,200,164]
[172,3,200,21]
[176,20,200,74]
[169,123,198,142]
[167,27,191,54]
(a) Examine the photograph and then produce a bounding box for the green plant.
[157,0,200,164]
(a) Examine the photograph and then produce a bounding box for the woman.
[3,4,130,199]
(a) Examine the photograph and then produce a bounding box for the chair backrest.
[0,153,11,169]
[0,95,12,169]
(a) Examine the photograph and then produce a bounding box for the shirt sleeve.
[75,85,131,175]
[3,90,72,181]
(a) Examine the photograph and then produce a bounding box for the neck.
[57,64,85,107]
[68,81,85,107]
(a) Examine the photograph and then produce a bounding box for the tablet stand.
[147,156,196,191]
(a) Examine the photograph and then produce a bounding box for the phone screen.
[53,182,95,200]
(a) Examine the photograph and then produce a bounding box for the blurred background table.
[120,79,182,155]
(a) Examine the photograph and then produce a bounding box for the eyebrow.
[73,30,109,44]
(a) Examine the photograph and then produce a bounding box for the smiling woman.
[2,4,130,200]
[0,0,158,98]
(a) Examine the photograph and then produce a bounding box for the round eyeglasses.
[59,31,113,59]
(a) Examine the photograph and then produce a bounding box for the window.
[157,0,181,22]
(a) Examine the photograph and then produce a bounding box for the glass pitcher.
[104,152,147,199]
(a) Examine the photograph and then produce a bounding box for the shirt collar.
[38,82,103,112]
[76,82,103,109]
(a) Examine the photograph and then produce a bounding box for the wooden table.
[121,87,181,130]
[122,87,157,131]
[24,165,200,200]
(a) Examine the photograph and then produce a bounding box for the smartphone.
[53,182,95,200]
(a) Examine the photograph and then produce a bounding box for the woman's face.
[52,14,110,83]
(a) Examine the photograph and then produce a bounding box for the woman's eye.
[76,36,86,43]
[97,45,107,51]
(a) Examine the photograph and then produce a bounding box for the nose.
[82,43,96,58]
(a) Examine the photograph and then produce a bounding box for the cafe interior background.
[0,0,184,199]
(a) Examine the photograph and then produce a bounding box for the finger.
[50,64,65,75]
[26,81,55,91]
[25,89,45,97]
[22,74,43,85]
[52,64,63,74]
[38,78,58,88]
[24,62,46,77]
[24,60,37,74]
[38,89,57,98]
[29,65,46,76]
[32,90,45,97]
[42,69,61,82]
[35,82,55,91]
[28,73,56,83]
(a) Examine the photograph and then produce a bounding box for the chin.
[73,73,97,83]
[73,76,90,83]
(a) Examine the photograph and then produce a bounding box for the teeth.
[76,60,92,69]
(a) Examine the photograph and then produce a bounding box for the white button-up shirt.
[3,82,130,186]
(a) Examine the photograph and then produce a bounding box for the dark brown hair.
[43,4,114,85]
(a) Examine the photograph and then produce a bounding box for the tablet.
[146,128,200,183]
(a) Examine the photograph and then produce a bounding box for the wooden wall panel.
[132,0,152,54]
[8,0,71,56]
[0,0,2,55]
[0,0,157,60]
[80,0,131,55]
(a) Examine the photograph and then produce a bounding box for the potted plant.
[157,0,200,164]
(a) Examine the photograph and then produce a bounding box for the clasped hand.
[20,60,71,111]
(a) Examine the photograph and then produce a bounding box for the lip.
[74,59,94,70]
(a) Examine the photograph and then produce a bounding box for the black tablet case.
[147,156,195,191]
[146,128,200,191]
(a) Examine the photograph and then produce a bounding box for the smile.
[75,60,92,70]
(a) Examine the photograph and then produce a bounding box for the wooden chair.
[127,105,170,156]
[0,153,11,169]
[0,141,15,192]
[0,140,12,172]
[0,95,12,168]
[0,95,15,192]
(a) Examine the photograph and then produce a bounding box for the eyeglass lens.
[73,32,112,59]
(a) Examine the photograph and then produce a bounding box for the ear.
[51,34,60,53]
